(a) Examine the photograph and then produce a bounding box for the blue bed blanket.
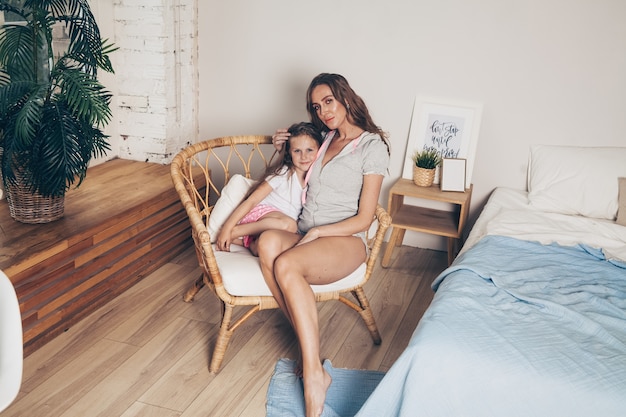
[356,235,626,417]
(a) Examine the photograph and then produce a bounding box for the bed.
[355,145,626,417]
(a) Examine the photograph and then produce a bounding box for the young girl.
[215,122,323,255]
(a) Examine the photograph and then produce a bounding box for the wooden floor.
[3,243,447,417]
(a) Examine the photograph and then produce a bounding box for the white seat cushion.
[214,245,366,297]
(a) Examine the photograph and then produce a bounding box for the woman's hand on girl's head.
[272,128,290,152]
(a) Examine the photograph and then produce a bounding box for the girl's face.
[289,134,320,174]
[310,84,348,131]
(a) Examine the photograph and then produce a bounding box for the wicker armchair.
[170,135,392,373]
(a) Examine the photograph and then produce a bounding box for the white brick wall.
[112,0,198,163]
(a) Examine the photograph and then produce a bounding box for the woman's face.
[289,134,320,175]
[310,84,347,131]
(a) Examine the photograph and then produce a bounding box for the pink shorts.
[238,204,281,248]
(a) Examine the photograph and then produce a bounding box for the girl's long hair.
[245,122,323,197]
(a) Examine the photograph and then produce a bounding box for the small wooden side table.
[382,179,473,267]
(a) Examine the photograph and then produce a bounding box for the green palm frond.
[0,80,33,116]
[51,63,112,126]
[32,102,78,195]
[20,92,111,196]
[97,39,117,73]
[45,0,70,16]
[51,0,104,76]
[13,86,44,145]
[0,24,37,81]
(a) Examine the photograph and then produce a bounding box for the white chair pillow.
[527,145,626,220]
[207,174,257,242]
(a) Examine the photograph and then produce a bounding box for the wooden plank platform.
[0,158,195,356]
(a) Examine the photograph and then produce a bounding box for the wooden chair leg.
[342,288,382,345]
[183,275,205,303]
[209,303,235,373]
[382,226,403,268]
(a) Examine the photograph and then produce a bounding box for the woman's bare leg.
[275,271,329,417]
[273,236,366,417]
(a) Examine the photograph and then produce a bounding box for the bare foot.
[303,365,332,417]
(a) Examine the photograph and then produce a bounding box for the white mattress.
[461,187,626,262]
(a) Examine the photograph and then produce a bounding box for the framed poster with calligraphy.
[402,97,483,188]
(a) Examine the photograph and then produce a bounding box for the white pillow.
[207,174,256,242]
[527,145,626,220]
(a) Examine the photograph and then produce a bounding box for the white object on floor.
[0,270,23,412]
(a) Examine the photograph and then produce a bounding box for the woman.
[257,73,390,417]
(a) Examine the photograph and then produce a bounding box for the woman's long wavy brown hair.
[306,73,390,154]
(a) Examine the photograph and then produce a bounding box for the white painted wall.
[197,0,626,250]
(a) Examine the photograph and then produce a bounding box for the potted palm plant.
[0,0,115,223]
[412,148,441,187]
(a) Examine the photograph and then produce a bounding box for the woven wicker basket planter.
[413,166,436,187]
[4,175,65,224]
[1,147,65,223]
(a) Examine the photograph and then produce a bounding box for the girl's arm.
[297,174,383,246]
[216,181,274,251]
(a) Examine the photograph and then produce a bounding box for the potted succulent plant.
[412,148,441,187]
[0,0,115,223]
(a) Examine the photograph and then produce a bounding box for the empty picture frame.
[402,96,482,188]
[441,158,467,192]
